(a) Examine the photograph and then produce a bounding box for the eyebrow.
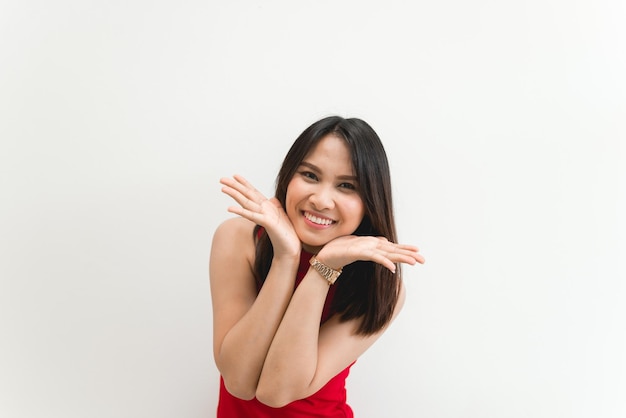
[299,161,357,181]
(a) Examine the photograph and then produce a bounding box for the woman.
[209,116,425,417]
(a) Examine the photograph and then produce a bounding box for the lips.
[303,211,335,226]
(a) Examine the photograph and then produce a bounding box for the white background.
[1,1,625,417]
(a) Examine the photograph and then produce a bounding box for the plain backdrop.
[1,1,625,417]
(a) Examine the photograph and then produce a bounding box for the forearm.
[256,270,330,405]
[217,256,299,398]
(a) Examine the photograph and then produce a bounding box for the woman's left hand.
[315,235,425,273]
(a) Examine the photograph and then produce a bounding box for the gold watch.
[309,256,342,285]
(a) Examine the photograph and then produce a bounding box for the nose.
[309,185,335,211]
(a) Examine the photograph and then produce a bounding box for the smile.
[303,211,335,226]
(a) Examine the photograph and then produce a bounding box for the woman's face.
[285,134,365,253]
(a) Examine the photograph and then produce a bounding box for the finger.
[221,185,258,209]
[387,247,426,265]
[221,176,268,205]
[375,242,415,258]
[370,251,424,272]
[377,241,424,263]
[232,174,255,189]
[226,205,263,224]
[374,244,425,266]
[230,175,269,204]
[221,183,268,211]
[389,253,423,266]
[368,253,397,273]
[394,249,425,264]
[393,245,425,264]
[376,240,419,253]
[395,244,420,252]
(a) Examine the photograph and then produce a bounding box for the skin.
[210,135,425,407]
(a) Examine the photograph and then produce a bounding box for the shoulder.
[213,216,256,241]
[210,217,257,270]
[212,217,257,246]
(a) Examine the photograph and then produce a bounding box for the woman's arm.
[210,217,299,399]
[256,236,423,407]
[211,175,303,399]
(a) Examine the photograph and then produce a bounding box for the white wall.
[1,1,624,417]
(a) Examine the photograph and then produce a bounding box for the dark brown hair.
[254,116,400,335]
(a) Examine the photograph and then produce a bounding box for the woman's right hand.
[220,175,301,258]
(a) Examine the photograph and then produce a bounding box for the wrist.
[271,252,301,269]
[311,250,343,271]
[309,256,342,286]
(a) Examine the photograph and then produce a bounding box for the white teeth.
[304,212,333,225]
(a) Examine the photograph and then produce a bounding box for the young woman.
[209,116,425,417]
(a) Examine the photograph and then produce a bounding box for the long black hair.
[254,116,400,335]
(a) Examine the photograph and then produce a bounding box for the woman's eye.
[300,171,318,181]
[339,182,356,190]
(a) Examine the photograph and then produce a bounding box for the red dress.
[216,250,355,418]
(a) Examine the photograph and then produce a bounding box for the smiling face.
[285,134,366,253]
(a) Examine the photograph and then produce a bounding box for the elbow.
[256,383,298,408]
[256,391,292,409]
[255,367,314,407]
[216,357,259,401]
[222,377,257,401]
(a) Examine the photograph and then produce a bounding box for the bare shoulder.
[209,218,255,288]
[210,217,257,280]
[212,216,257,239]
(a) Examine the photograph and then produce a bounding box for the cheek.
[285,180,301,215]
[344,197,365,223]
[284,194,295,217]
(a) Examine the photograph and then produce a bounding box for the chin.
[300,241,322,253]
[300,239,325,254]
